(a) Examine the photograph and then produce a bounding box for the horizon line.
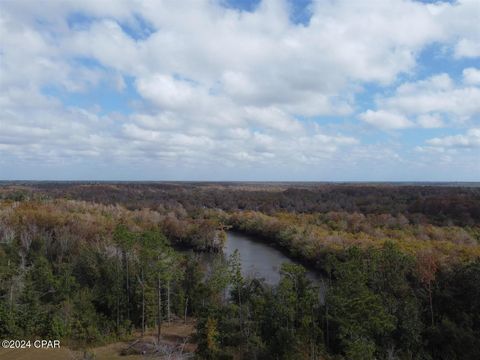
[1,180,479,184]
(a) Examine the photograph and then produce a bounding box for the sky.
[0,0,479,181]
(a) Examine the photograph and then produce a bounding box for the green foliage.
[195,261,324,360]
[1,197,479,360]
[71,289,104,344]
[327,247,395,359]
[0,301,17,337]
[181,253,205,315]
[260,263,323,359]
[425,260,480,360]
[0,202,191,346]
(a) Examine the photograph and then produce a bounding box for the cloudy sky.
[0,0,479,181]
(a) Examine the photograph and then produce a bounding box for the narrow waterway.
[224,231,323,289]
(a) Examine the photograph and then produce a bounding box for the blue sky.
[0,0,479,181]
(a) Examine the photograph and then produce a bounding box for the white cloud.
[463,67,480,85]
[435,0,480,59]
[244,107,303,133]
[454,38,480,59]
[136,75,198,110]
[0,0,479,179]
[427,128,480,148]
[359,110,414,130]
[362,72,480,129]
[0,88,118,162]
[417,114,444,129]
[65,20,141,74]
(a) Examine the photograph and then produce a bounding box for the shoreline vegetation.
[1,182,479,359]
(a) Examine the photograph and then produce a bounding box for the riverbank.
[227,210,480,268]
[224,230,323,285]
[227,227,329,275]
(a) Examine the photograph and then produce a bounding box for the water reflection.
[182,231,326,301]
[224,231,320,285]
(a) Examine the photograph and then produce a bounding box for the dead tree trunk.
[138,269,145,337]
[184,297,188,324]
[125,252,130,322]
[157,274,162,344]
[116,249,120,331]
[167,280,171,323]
[428,282,434,326]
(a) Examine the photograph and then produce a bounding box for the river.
[224,231,323,289]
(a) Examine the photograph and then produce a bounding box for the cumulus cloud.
[361,72,480,129]
[136,75,199,111]
[427,128,480,148]
[0,88,118,162]
[0,0,479,179]
[454,38,480,59]
[386,74,480,119]
[417,114,444,129]
[463,68,480,85]
[359,110,414,130]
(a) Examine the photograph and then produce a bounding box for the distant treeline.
[2,182,480,226]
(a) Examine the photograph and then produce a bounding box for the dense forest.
[3,182,480,226]
[0,182,479,359]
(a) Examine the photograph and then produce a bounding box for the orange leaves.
[227,210,480,265]
[416,250,439,286]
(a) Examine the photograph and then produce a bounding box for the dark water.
[224,231,322,288]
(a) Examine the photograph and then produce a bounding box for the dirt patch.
[0,321,196,360]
